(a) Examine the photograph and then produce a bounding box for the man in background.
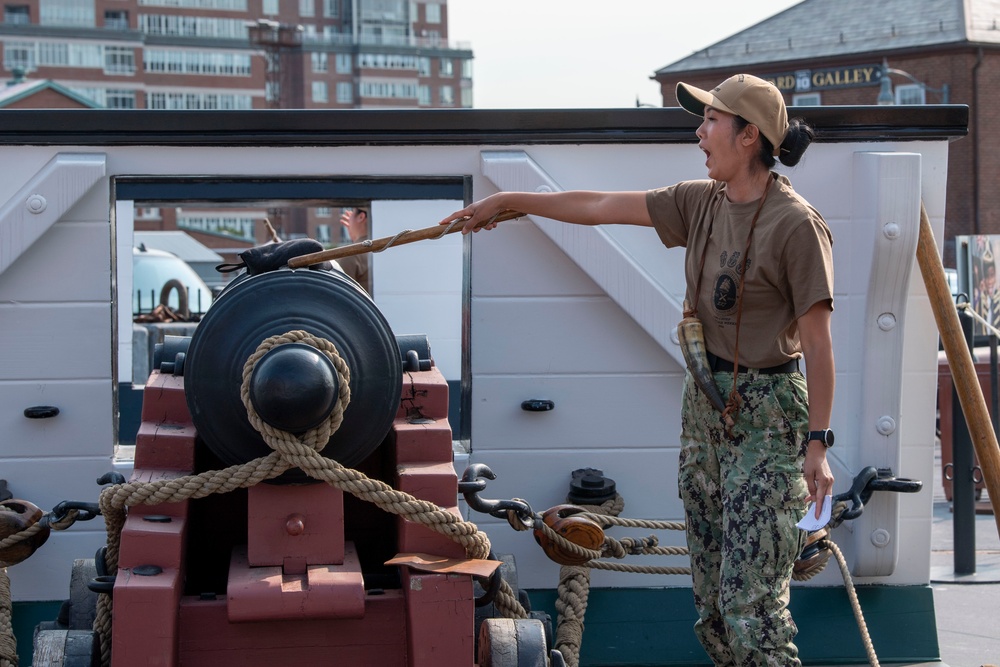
[338,207,372,295]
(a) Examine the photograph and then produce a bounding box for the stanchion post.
[952,306,977,575]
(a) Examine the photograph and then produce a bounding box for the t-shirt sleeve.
[646,183,689,248]
[784,209,834,318]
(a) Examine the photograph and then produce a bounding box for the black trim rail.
[0,106,968,147]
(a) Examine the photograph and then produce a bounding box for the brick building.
[0,0,472,260]
[652,0,999,264]
[0,0,472,110]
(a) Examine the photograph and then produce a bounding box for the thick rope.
[553,495,623,667]
[0,569,15,667]
[93,330,494,667]
[827,539,879,667]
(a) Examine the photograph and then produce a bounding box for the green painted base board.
[16,586,939,666]
[11,601,62,666]
[527,585,940,666]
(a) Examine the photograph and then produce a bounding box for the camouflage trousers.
[678,368,810,667]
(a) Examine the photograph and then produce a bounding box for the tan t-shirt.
[338,253,371,296]
[646,174,833,368]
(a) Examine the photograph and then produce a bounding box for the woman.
[440,73,835,665]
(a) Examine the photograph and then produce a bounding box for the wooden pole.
[286,210,524,269]
[917,202,1000,537]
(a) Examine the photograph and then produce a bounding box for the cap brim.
[676,82,738,118]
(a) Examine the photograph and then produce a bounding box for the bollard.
[952,305,977,574]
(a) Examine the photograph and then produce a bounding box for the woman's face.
[696,106,746,182]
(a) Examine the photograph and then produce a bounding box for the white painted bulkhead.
[0,132,948,604]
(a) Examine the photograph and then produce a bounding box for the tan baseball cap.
[676,74,788,156]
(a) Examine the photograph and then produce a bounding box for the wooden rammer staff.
[287,210,524,269]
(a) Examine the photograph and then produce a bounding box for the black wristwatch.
[807,429,835,448]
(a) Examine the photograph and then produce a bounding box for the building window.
[316,224,331,244]
[104,46,136,75]
[139,14,248,39]
[461,59,472,79]
[323,0,338,18]
[262,0,277,14]
[299,0,314,16]
[146,90,252,110]
[105,88,136,108]
[139,0,247,8]
[792,92,820,106]
[312,80,328,102]
[417,84,430,106]
[425,3,440,23]
[178,215,256,243]
[315,207,331,217]
[336,81,352,103]
[144,49,251,76]
[438,57,452,77]
[104,9,129,30]
[311,52,327,72]
[39,0,94,27]
[360,80,417,99]
[335,52,352,73]
[896,83,925,105]
[439,84,453,105]
[460,86,472,108]
[3,41,33,71]
[417,56,430,77]
[3,5,29,24]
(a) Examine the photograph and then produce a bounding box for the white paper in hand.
[796,495,833,532]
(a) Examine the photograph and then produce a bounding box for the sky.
[447,0,804,109]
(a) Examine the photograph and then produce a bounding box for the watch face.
[825,429,834,446]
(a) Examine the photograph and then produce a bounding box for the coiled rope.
[1,504,89,667]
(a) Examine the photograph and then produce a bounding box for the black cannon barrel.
[184,267,402,482]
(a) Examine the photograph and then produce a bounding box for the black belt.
[706,352,799,375]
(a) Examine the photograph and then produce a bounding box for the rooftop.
[656,0,1000,75]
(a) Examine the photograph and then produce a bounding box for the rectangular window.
[336,81,353,103]
[425,3,440,23]
[461,59,472,79]
[106,88,136,108]
[104,9,129,30]
[439,84,453,105]
[315,207,331,217]
[262,0,278,14]
[145,90,252,110]
[438,58,452,77]
[299,0,314,16]
[144,49,251,76]
[323,0,338,17]
[417,84,430,106]
[139,14,248,39]
[791,92,820,106]
[3,41,33,71]
[311,52,327,72]
[104,46,136,75]
[359,80,417,99]
[39,0,94,27]
[335,52,352,74]
[316,224,331,243]
[4,5,30,24]
[896,84,925,105]
[37,41,68,66]
[418,56,430,77]
[312,80,328,102]
[460,86,472,108]
[138,0,247,8]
